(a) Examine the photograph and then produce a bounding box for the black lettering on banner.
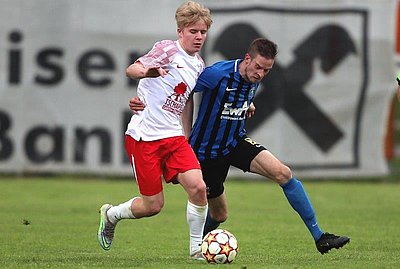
[0,110,13,160]
[25,126,63,163]
[6,29,145,89]
[77,49,115,87]
[8,30,23,84]
[35,48,64,85]
[74,128,111,163]
[213,23,356,152]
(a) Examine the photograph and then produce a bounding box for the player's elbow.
[126,63,143,79]
[126,66,135,78]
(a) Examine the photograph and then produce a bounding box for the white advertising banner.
[0,0,397,178]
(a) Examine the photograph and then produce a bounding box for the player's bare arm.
[126,61,169,79]
[181,93,194,139]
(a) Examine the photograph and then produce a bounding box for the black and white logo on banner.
[205,6,368,170]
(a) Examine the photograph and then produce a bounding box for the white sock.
[107,197,138,224]
[187,201,207,255]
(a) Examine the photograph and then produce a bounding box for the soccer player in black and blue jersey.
[129,38,350,254]
[189,38,349,255]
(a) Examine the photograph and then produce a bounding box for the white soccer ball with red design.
[201,229,239,264]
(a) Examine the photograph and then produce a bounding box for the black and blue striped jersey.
[189,59,259,161]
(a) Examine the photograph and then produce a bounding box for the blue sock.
[281,177,324,241]
[203,211,221,237]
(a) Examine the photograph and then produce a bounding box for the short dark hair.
[248,38,277,59]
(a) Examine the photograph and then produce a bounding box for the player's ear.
[244,53,252,63]
[177,28,183,38]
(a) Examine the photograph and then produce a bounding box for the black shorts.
[199,136,266,199]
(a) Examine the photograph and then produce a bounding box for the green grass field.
[1,177,399,268]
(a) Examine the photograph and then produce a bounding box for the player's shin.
[281,178,324,241]
[187,201,208,255]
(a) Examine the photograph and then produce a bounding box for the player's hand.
[145,67,169,78]
[247,102,256,118]
[129,96,145,114]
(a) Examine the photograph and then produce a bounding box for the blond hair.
[175,1,213,30]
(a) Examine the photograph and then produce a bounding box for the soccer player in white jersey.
[97,1,212,260]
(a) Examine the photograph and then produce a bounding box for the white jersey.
[125,40,205,141]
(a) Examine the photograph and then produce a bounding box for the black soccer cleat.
[316,232,350,254]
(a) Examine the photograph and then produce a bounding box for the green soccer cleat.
[97,204,115,251]
[316,232,350,254]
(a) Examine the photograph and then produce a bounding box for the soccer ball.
[201,229,239,264]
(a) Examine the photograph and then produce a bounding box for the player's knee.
[191,180,207,197]
[210,208,228,223]
[187,181,207,205]
[146,206,162,216]
[215,212,228,223]
[144,200,164,216]
[274,164,292,185]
